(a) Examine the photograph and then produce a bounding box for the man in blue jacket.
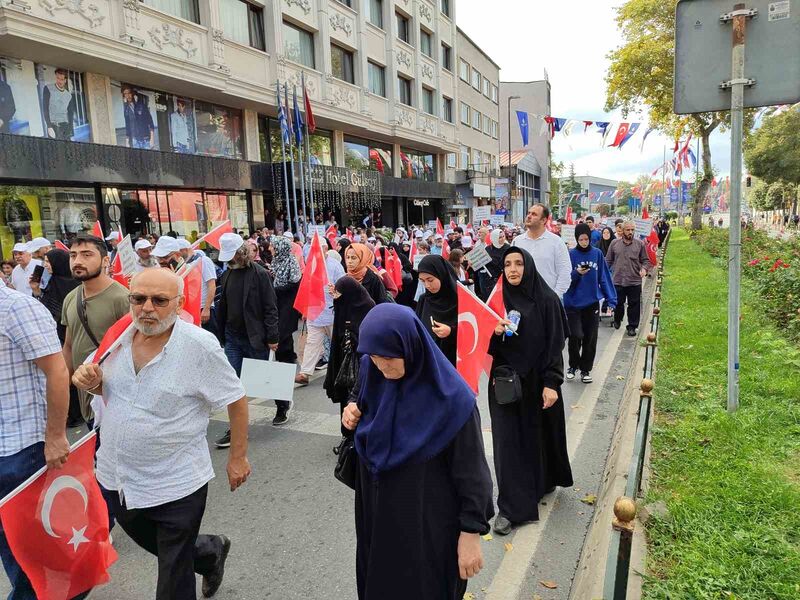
[562,223,617,383]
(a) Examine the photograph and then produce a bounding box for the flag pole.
[302,73,317,228]
[285,83,301,237]
[277,80,293,234]
[294,85,309,239]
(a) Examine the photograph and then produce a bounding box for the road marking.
[484,326,626,600]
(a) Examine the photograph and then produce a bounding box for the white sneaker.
[566,367,576,381]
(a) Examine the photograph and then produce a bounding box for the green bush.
[690,228,800,342]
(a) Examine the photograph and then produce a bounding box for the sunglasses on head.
[128,294,178,307]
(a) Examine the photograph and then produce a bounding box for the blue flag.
[277,83,290,147]
[516,111,529,146]
[292,86,304,146]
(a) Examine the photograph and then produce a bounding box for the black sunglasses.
[128,294,178,308]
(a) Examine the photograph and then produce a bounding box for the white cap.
[134,239,152,251]
[218,232,245,262]
[283,231,294,239]
[434,233,443,240]
[27,237,52,252]
[414,230,424,238]
[461,236,473,248]
[152,236,180,258]
[175,238,192,250]
[105,231,122,242]
[12,242,29,253]
[367,236,376,242]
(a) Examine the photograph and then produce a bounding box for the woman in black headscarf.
[415,255,459,365]
[597,226,615,256]
[387,242,416,308]
[337,238,351,270]
[324,276,376,439]
[487,247,573,536]
[29,248,79,344]
[342,304,494,600]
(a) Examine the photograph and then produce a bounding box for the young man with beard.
[73,268,250,600]
[605,221,652,337]
[62,234,129,424]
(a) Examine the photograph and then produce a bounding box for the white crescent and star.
[458,312,480,357]
[40,475,90,552]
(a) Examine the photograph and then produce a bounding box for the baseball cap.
[175,238,192,250]
[12,242,29,253]
[27,237,51,252]
[283,231,294,239]
[134,239,152,251]
[105,231,122,242]
[218,232,245,262]
[434,233,443,240]
[152,236,180,258]
[414,230,424,238]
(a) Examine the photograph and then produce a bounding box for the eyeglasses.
[128,294,178,307]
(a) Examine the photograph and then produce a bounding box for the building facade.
[498,79,551,215]
[0,0,467,257]
[452,27,499,224]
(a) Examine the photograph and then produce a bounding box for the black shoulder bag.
[76,287,101,349]
[334,436,357,489]
[492,364,522,405]
[334,328,359,390]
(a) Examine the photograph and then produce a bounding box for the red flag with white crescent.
[646,228,660,267]
[441,238,450,260]
[109,253,130,289]
[436,218,444,236]
[409,237,418,264]
[92,313,133,365]
[180,262,203,325]
[293,233,329,320]
[325,225,338,247]
[566,207,574,225]
[456,283,503,393]
[389,249,403,290]
[0,432,118,600]
[191,220,232,250]
[610,123,630,147]
[483,276,505,375]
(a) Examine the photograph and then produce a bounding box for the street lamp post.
[507,95,520,217]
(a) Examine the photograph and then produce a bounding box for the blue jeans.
[0,442,45,600]
[224,333,290,411]
[132,137,152,149]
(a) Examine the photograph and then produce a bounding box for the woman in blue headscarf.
[342,304,494,600]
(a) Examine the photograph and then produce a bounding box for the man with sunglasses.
[73,268,250,600]
[62,234,130,426]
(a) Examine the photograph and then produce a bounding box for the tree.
[747,179,769,212]
[616,180,634,205]
[605,0,754,230]
[550,161,565,210]
[561,163,582,196]
[597,203,611,217]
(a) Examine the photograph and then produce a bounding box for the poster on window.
[111,81,161,150]
[0,56,91,142]
[194,101,243,159]
[494,179,510,216]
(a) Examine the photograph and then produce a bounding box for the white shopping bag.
[240,356,296,402]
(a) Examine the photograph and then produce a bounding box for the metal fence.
[601,230,670,600]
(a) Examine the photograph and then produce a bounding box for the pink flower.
[747,259,760,266]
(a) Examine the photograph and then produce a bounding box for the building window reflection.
[258,117,333,166]
[400,148,436,182]
[343,136,392,174]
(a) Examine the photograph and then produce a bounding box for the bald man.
[73,268,251,600]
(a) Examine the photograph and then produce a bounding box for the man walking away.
[214,233,280,447]
[512,203,572,297]
[605,222,652,337]
[73,269,250,600]
[0,283,70,598]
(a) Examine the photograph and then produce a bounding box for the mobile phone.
[168,258,180,271]
[31,265,45,283]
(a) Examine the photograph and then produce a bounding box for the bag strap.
[76,286,101,349]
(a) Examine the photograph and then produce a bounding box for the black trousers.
[566,305,600,372]
[614,284,642,329]
[108,484,224,600]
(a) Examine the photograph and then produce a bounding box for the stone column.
[84,73,116,146]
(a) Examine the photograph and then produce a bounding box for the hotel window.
[441,0,451,17]
[219,0,265,50]
[331,43,355,84]
[400,147,436,181]
[459,58,469,81]
[442,96,453,123]
[483,77,490,97]
[367,0,383,29]
[397,75,412,106]
[283,21,315,68]
[447,153,456,168]
[459,146,469,169]
[472,110,481,131]
[262,117,334,165]
[420,29,433,58]
[396,12,410,44]
[491,84,498,103]
[142,0,199,23]
[422,87,434,115]
[460,102,470,125]
[368,61,386,97]
[483,114,491,135]
[441,43,452,71]
[471,67,481,90]
[344,136,392,174]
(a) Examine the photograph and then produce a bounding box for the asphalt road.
[1,314,636,600]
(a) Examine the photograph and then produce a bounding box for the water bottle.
[505,310,521,337]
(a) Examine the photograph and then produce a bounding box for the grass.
[642,229,800,600]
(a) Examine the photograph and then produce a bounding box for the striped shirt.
[0,285,63,456]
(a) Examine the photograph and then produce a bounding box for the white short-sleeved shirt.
[10,259,42,296]
[96,318,244,509]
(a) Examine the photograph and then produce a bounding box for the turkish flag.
[642,207,650,220]
[109,253,130,289]
[566,207,574,225]
[93,313,133,365]
[91,221,103,239]
[191,220,232,250]
[409,237,418,264]
[483,277,505,375]
[293,233,329,320]
[325,225,338,247]
[180,262,203,325]
[55,240,69,252]
[346,227,354,242]
[484,232,492,246]
[645,229,660,267]
[441,238,450,260]
[388,249,403,290]
[436,218,444,236]
[457,283,503,393]
[0,432,118,600]
[449,219,457,230]
[303,80,316,134]
[610,123,630,147]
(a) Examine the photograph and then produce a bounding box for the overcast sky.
[457,0,732,184]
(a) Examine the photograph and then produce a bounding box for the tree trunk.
[691,128,713,230]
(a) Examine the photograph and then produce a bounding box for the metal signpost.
[674,0,800,412]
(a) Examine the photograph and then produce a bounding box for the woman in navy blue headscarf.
[342,304,494,600]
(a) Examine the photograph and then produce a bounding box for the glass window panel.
[331,44,355,84]
[194,101,243,158]
[472,111,481,130]
[397,76,412,106]
[447,153,456,168]
[441,0,450,17]
[283,21,315,68]
[396,12,410,44]
[483,77,490,97]
[367,0,383,28]
[420,30,432,57]
[441,44,452,70]
[247,3,265,50]
[483,114,491,135]
[143,0,199,23]
[344,136,391,174]
[491,84,498,102]
[471,68,481,90]
[220,0,249,46]
[368,62,386,97]
[459,146,469,170]
[267,118,333,166]
[334,0,352,6]
[459,59,469,81]
[400,148,435,181]
[422,87,434,115]
[460,102,469,125]
[442,97,453,123]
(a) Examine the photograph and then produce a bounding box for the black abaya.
[359,269,389,306]
[487,247,573,523]
[415,255,459,366]
[354,408,493,600]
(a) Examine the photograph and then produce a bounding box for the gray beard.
[133,311,177,336]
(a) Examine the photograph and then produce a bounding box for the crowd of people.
[0,204,659,600]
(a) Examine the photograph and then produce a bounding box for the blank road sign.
[674,0,800,114]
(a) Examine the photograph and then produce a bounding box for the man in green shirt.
[62,234,130,424]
